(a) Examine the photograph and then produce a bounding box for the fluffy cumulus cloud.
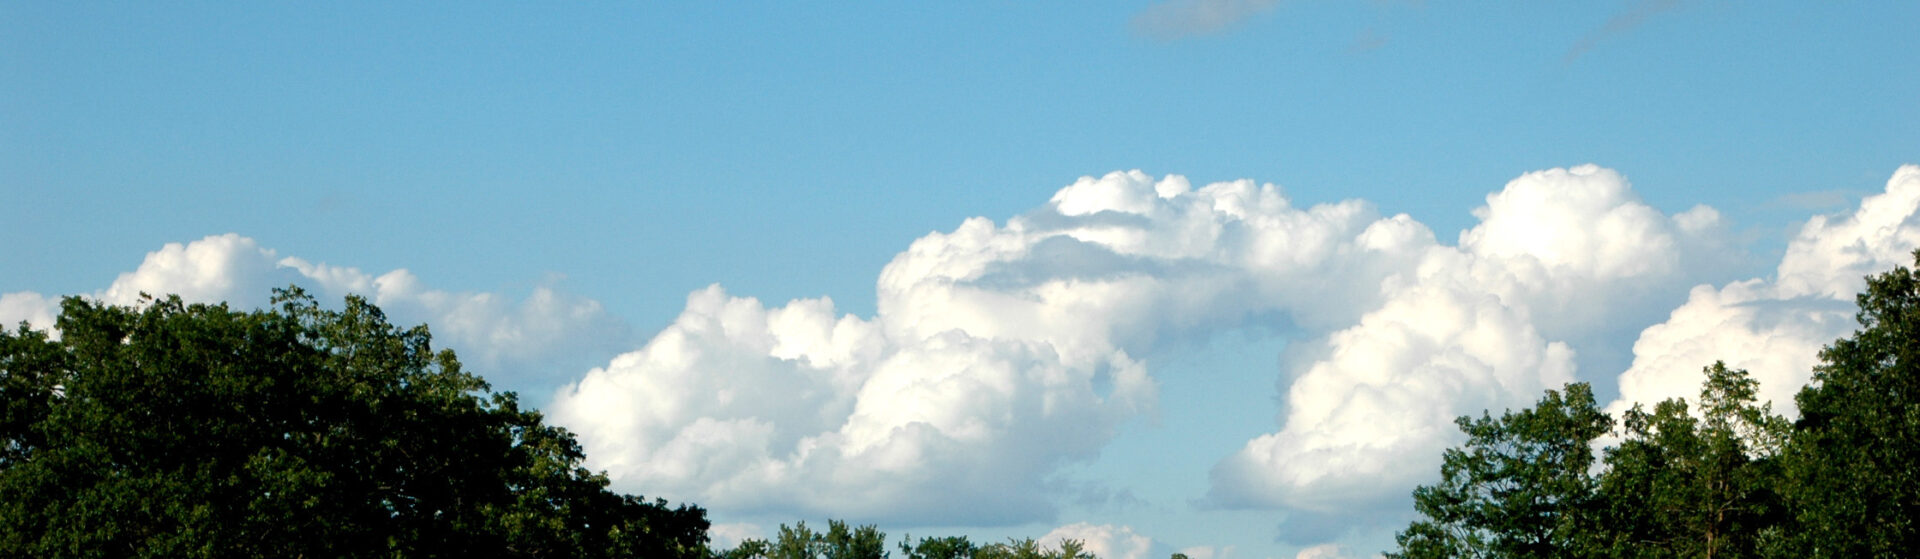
[0,291,59,334]
[705,522,763,551]
[1211,165,1720,513]
[23,164,1918,538]
[1038,523,1153,559]
[1610,165,1920,417]
[551,164,1734,524]
[0,234,628,391]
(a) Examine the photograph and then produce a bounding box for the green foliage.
[725,520,887,559]
[0,288,709,558]
[727,525,1098,559]
[1388,383,1612,559]
[1393,250,1920,558]
[1592,363,1788,558]
[898,535,979,559]
[1780,250,1920,557]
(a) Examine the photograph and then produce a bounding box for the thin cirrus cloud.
[1566,0,1689,63]
[1130,0,1281,40]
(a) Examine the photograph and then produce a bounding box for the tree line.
[1388,252,1920,558]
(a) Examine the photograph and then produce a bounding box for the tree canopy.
[715,520,1098,559]
[1391,250,1920,558]
[0,288,709,558]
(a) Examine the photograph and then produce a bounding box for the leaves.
[0,288,709,558]
[1393,250,1920,558]
[1781,250,1920,557]
[1388,383,1610,559]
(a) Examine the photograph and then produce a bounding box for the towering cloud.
[551,164,1728,522]
[1210,165,1720,512]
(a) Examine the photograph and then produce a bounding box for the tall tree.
[1593,363,1789,558]
[0,289,709,558]
[1781,250,1920,557]
[1388,383,1612,559]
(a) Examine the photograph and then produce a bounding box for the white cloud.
[551,284,1152,524]
[554,165,1738,524]
[0,291,58,334]
[706,522,762,550]
[1610,164,1920,417]
[1211,164,1717,512]
[555,170,1440,521]
[1039,522,1153,559]
[0,233,627,392]
[1176,544,1235,559]
[1294,543,1363,559]
[31,165,1912,539]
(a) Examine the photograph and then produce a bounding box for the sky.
[3,2,1918,557]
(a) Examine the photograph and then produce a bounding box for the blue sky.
[5,2,1918,557]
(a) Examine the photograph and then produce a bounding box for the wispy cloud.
[1131,0,1282,40]
[1566,0,1687,63]
[1347,28,1389,54]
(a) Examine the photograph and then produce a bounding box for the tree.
[726,520,887,559]
[1388,383,1612,559]
[729,527,1099,559]
[1592,363,1789,558]
[1780,250,1920,557]
[899,535,978,559]
[0,289,709,558]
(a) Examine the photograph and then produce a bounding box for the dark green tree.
[0,289,709,558]
[730,527,1097,559]
[1592,363,1788,558]
[1388,383,1612,559]
[899,535,978,559]
[726,520,887,559]
[1779,250,1920,557]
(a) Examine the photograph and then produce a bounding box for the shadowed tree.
[1593,363,1789,558]
[1779,250,1920,557]
[0,288,709,558]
